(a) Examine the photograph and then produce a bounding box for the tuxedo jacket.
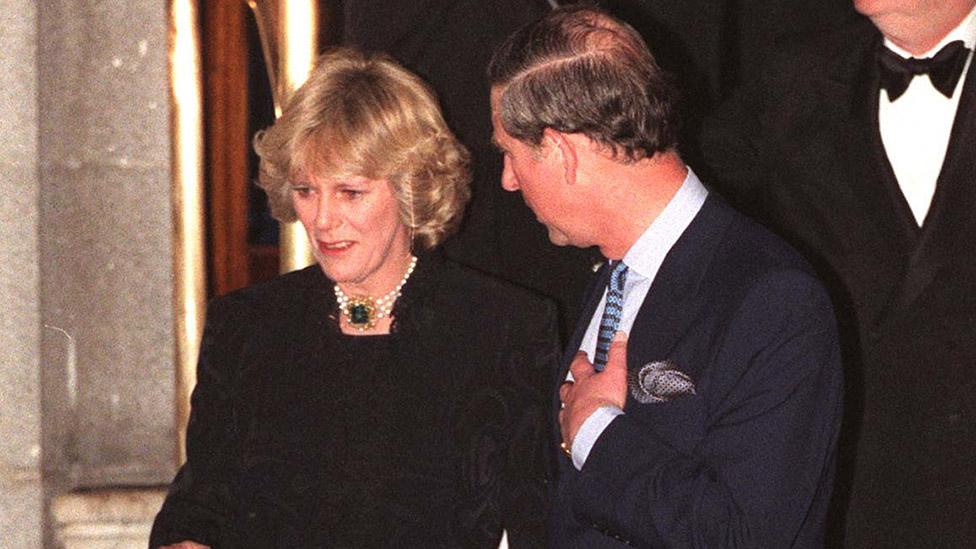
[701,17,976,547]
[550,196,844,547]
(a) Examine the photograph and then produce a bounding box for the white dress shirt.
[569,168,709,469]
[879,5,976,225]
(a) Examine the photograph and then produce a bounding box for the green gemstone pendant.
[345,297,376,330]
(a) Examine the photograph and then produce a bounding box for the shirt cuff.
[571,405,624,470]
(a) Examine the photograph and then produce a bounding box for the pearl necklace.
[334,255,418,331]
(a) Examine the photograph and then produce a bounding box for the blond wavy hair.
[253,47,471,250]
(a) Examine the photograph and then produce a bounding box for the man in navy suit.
[701,1,976,546]
[488,5,844,547]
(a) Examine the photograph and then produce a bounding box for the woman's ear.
[543,128,578,185]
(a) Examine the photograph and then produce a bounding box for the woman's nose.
[314,195,339,230]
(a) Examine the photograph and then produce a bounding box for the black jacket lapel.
[881,60,976,325]
[840,31,921,247]
[822,27,927,331]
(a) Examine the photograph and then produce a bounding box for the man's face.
[854,0,976,51]
[854,0,929,17]
[490,87,579,247]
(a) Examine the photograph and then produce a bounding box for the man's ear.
[543,128,578,185]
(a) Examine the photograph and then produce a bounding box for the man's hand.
[559,332,629,448]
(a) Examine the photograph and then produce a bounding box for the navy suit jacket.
[550,196,844,547]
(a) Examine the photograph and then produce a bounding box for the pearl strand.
[334,255,418,329]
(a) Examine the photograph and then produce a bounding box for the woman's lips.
[318,240,354,255]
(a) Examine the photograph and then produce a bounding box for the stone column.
[36,0,178,546]
[37,0,177,487]
[0,3,43,547]
[1,0,185,545]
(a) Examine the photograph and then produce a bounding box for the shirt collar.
[884,4,976,58]
[621,167,709,281]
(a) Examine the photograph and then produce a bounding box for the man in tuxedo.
[488,5,844,546]
[701,1,976,546]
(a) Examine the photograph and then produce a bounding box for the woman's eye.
[291,186,312,198]
[341,189,364,199]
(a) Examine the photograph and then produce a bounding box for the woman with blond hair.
[150,47,556,548]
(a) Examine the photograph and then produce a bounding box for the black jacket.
[150,253,558,548]
[701,18,976,547]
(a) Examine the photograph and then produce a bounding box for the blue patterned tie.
[594,261,628,372]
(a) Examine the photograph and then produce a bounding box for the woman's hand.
[160,542,210,549]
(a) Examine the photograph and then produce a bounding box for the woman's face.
[291,173,412,295]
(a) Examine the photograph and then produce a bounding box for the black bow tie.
[878,40,970,101]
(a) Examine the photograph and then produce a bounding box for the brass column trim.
[168,0,206,464]
[248,0,319,273]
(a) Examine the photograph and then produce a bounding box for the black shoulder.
[422,259,559,337]
[766,16,879,85]
[439,260,554,309]
[204,265,328,323]
[706,197,827,298]
[218,264,325,301]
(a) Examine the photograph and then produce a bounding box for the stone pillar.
[34,0,178,546]
[0,0,183,545]
[0,3,43,547]
[37,0,177,488]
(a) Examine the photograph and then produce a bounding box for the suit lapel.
[626,196,732,368]
[881,60,976,325]
[827,35,975,331]
[834,30,921,248]
[817,27,930,330]
[558,195,733,377]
